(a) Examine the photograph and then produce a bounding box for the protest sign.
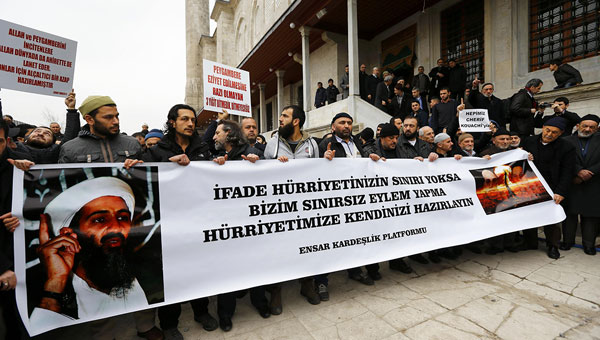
[12,150,565,335]
[203,59,251,117]
[459,109,491,132]
[0,19,77,97]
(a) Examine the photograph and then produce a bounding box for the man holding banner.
[522,117,575,259]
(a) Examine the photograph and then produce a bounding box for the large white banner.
[0,19,77,97]
[203,59,251,117]
[12,150,565,335]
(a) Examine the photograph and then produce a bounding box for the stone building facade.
[186,0,600,136]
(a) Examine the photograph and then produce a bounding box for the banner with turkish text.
[12,149,565,335]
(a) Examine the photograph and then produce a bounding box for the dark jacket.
[315,87,327,108]
[522,135,575,197]
[509,89,537,137]
[553,63,583,88]
[480,144,510,156]
[142,135,211,162]
[359,71,368,100]
[213,143,263,161]
[407,109,429,129]
[534,110,581,136]
[366,74,381,103]
[428,66,449,91]
[362,138,377,156]
[469,88,506,128]
[565,134,600,216]
[412,73,430,95]
[431,99,459,133]
[448,64,467,95]
[0,153,14,273]
[375,82,391,112]
[17,109,81,164]
[396,134,431,159]
[59,125,141,163]
[389,94,412,119]
[318,135,367,158]
[326,85,339,104]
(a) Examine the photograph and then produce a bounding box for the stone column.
[185,0,210,110]
[347,0,359,97]
[258,83,267,132]
[299,26,311,115]
[275,70,285,128]
[275,70,285,117]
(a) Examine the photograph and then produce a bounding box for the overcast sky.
[1,0,216,134]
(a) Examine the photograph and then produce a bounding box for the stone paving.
[38,238,600,340]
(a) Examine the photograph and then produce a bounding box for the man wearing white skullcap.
[428,133,463,162]
[29,177,149,333]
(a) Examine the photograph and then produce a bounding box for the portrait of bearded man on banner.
[22,168,164,326]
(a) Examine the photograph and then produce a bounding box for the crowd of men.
[0,54,595,339]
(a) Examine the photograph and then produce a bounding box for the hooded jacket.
[59,125,141,163]
[264,131,319,159]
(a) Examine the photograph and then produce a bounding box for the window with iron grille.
[530,0,599,71]
[440,0,484,82]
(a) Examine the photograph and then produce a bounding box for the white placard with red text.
[203,59,251,117]
[459,109,491,132]
[0,19,77,97]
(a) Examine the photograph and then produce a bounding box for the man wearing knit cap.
[29,178,155,329]
[563,114,600,255]
[59,95,142,164]
[144,129,164,149]
[428,133,463,161]
[522,117,575,259]
[319,113,366,160]
[359,127,376,156]
[320,113,376,285]
[57,96,157,339]
[458,133,477,157]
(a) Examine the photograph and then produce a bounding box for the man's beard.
[578,130,593,138]
[404,130,417,140]
[497,144,510,150]
[94,123,119,137]
[76,232,135,298]
[214,140,225,150]
[26,137,51,148]
[278,122,294,140]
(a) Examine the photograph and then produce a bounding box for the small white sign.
[203,59,251,117]
[459,109,490,132]
[0,19,77,97]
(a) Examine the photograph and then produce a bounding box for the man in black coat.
[0,119,27,340]
[389,83,412,118]
[143,105,241,336]
[326,79,340,105]
[359,64,368,101]
[314,82,327,108]
[366,67,381,105]
[469,79,506,128]
[549,59,583,89]
[447,59,467,101]
[430,87,465,134]
[509,78,546,140]
[563,115,600,255]
[320,113,377,285]
[534,96,580,136]
[521,117,575,259]
[428,58,449,98]
[241,117,265,153]
[375,75,393,113]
